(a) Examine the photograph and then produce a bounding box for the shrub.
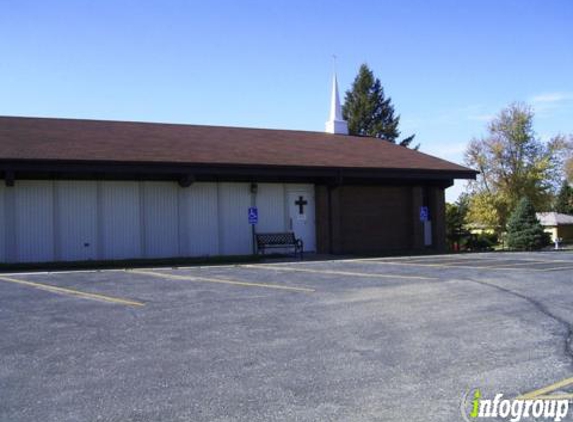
[464,233,497,251]
[506,197,551,250]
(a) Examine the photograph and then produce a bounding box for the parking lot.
[2,251,573,422]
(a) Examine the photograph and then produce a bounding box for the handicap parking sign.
[420,206,429,222]
[248,207,258,225]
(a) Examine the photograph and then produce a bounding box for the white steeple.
[325,70,348,135]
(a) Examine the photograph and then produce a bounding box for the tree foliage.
[342,64,417,148]
[464,103,571,231]
[554,180,573,214]
[446,194,469,241]
[566,156,573,183]
[466,191,504,231]
[506,197,550,250]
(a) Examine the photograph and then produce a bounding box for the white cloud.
[529,92,573,104]
[528,92,573,115]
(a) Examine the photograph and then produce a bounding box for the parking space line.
[486,261,546,268]
[530,394,573,400]
[356,260,544,271]
[358,259,482,268]
[357,259,478,268]
[416,257,494,264]
[488,260,572,269]
[244,265,437,280]
[517,376,573,400]
[130,269,315,293]
[544,265,573,272]
[0,275,144,307]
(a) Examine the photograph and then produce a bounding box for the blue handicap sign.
[248,207,258,225]
[420,206,429,222]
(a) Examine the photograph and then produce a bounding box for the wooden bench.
[255,232,304,259]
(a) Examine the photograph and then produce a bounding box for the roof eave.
[0,158,477,186]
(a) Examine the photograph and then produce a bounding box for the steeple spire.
[325,58,348,135]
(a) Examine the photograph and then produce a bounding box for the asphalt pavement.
[1,251,573,421]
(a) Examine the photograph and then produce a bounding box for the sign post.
[248,207,258,254]
[420,206,431,246]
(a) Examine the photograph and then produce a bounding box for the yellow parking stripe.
[130,269,315,293]
[517,376,573,400]
[244,264,437,280]
[407,258,487,266]
[359,260,481,268]
[358,260,545,271]
[0,276,144,307]
[544,265,573,272]
[531,394,573,400]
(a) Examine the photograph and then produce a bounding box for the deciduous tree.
[464,103,569,231]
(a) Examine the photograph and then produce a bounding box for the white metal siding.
[218,183,252,255]
[142,182,179,258]
[15,181,55,262]
[100,181,142,260]
[0,185,5,262]
[3,180,316,263]
[55,181,98,261]
[180,183,219,256]
[256,183,286,232]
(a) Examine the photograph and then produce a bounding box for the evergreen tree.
[554,180,573,214]
[506,197,550,250]
[342,64,417,148]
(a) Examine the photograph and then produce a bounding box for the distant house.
[536,212,573,243]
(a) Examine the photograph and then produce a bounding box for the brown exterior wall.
[315,185,330,253]
[316,184,447,255]
[557,225,573,242]
[430,186,446,252]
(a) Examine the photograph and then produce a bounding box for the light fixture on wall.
[178,174,195,188]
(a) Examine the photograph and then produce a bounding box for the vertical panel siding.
[5,180,318,263]
[100,181,142,260]
[55,181,98,261]
[218,183,252,255]
[256,183,286,232]
[4,186,16,262]
[15,181,55,262]
[0,185,5,262]
[142,182,179,258]
[180,182,219,256]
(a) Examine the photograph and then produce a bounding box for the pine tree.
[506,197,550,250]
[342,64,417,148]
[554,180,573,214]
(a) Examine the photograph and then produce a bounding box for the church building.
[0,76,476,263]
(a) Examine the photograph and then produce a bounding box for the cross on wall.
[295,196,308,214]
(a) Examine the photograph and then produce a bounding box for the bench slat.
[255,232,303,259]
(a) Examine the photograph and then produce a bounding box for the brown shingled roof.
[0,116,475,177]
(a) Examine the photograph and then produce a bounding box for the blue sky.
[1,0,572,201]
